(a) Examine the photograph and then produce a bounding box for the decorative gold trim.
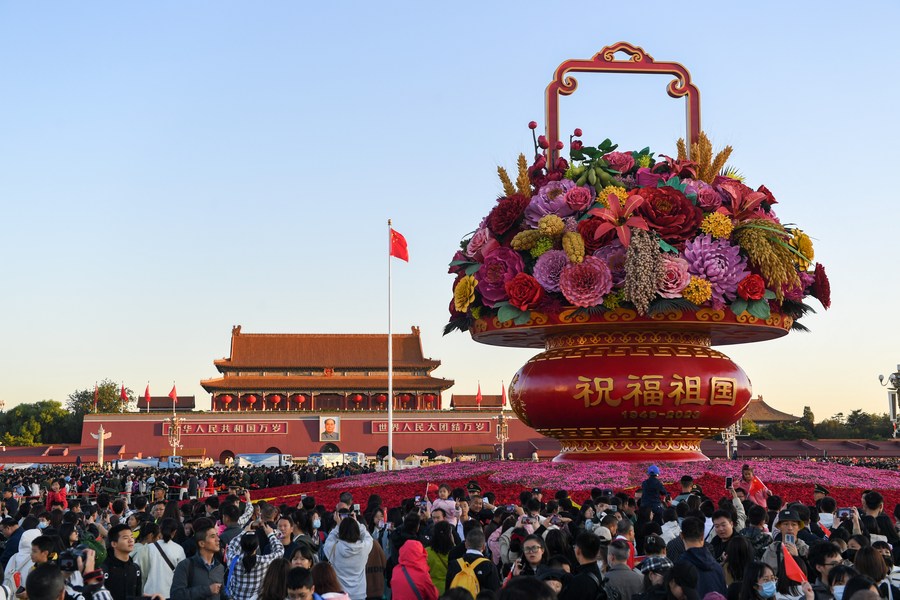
[546,331,712,349]
[559,438,702,453]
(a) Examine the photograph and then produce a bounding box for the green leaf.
[581,147,600,159]
[730,298,748,316]
[657,238,679,254]
[747,299,771,320]
[513,311,532,325]
[465,264,481,276]
[763,289,776,300]
[493,301,511,309]
[648,297,699,315]
[497,304,523,323]
[449,260,476,267]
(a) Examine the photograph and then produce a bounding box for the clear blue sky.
[1,1,898,421]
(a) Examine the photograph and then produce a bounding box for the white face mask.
[312,519,321,530]
[38,522,48,529]
[833,586,846,600]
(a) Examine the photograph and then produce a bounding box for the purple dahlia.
[524,179,576,227]
[532,249,568,293]
[593,239,627,286]
[683,234,749,306]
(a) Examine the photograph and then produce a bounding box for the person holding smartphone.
[761,509,810,578]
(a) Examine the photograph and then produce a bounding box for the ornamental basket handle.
[545,42,701,164]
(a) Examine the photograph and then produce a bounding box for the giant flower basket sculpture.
[446,43,830,462]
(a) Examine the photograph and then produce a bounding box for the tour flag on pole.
[144,384,151,414]
[169,384,178,412]
[476,382,483,410]
[389,228,409,262]
[93,383,98,413]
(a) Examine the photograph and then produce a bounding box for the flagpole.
[388,219,394,472]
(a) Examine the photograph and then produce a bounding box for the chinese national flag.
[475,383,483,409]
[501,382,507,407]
[169,385,178,408]
[425,482,439,497]
[783,546,808,583]
[389,228,409,262]
[144,384,151,412]
[120,383,128,403]
[749,475,766,496]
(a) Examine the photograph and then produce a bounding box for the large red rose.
[737,274,766,300]
[504,273,544,311]
[637,186,703,244]
[487,194,530,235]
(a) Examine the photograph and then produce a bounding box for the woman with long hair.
[724,536,755,589]
[855,546,900,599]
[311,562,351,600]
[225,522,283,600]
[426,521,455,594]
[258,557,291,600]
[138,517,186,599]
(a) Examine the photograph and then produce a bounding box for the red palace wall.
[81,411,546,462]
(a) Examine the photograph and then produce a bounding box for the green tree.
[66,379,135,415]
[0,401,79,445]
[799,406,816,436]
[741,417,761,437]
[763,421,815,440]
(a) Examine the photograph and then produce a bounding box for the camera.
[59,545,88,572]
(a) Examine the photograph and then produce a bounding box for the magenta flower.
[657,255,691,298]
[593,240,627,286]
[532,249,569,293]
[476,246,525,307]
[524,179,576,227]
[559,256,613,307]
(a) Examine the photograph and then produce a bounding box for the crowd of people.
[1,462,900,600]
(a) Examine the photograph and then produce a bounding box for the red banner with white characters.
[161,421,288,436]
[370,420,492,434]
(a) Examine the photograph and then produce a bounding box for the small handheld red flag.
[389,228,409,262]
[475,383,483,409]
[782,546,808,583]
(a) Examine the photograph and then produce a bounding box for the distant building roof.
[450,394,504,409]
[214,325,441,371]
[136,396,196,412]
[745,396,799,424]
[201,375,451,392]
[0,444,127,465]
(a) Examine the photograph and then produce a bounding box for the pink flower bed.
[250,460,900,511]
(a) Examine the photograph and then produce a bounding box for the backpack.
[587,572,620,600]
[450,557,487,596]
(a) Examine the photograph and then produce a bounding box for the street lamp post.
[494,412,509,461]
[165,414,184,460]
[720,419,743,459]
[879,365,900,438]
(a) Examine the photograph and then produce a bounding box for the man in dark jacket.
[0,517,23,570]
[560,532,604,600]
[675,517,726,599]
[102,524,156,600]
[171,520,227,600]
[444,528,500,594]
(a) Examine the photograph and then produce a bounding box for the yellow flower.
[700,213,734,239]
[538,215,565,238]
[453,275,478,313]
[637,155,652,168]
[603,290,624,309]
[597,185,628,207]
[682,276,713,305]
[790,229,814,270]
[471,306,482,319]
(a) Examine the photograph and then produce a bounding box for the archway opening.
[320,443,340,453]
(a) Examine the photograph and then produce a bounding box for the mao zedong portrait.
[320,418,340,441]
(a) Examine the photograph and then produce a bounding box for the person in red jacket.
[45,480,68,511]
[390,540,438,600]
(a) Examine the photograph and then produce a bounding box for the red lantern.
[351,394,364,403]
[220,394,233,407]
[245,394,257,407]
[292,394,307,405]
[270,394,282,407]
[375,394,386,404]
